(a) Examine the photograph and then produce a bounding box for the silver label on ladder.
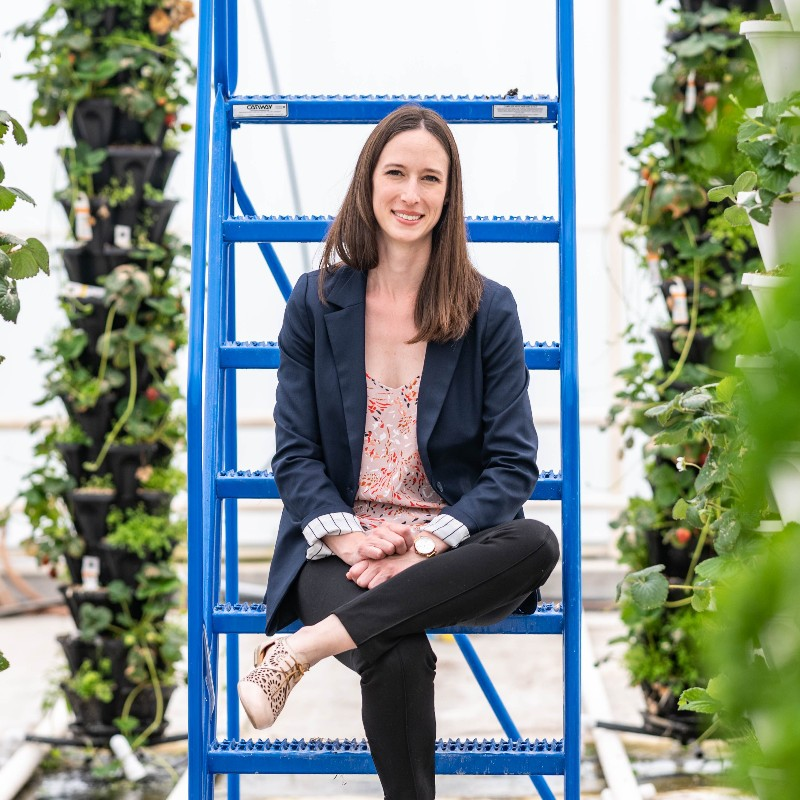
[492,104,548,119]
[202,626,216,714]
[233,103,289,119]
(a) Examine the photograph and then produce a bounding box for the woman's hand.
[321,524,416,566]
[346,550,422,589]
[359,523,417,560]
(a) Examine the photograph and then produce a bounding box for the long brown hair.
[318,105,483,343]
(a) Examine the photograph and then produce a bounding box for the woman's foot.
[237,637,310,729]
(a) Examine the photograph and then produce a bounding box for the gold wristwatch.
[413,535,437,558]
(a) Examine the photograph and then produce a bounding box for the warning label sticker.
[233,103,289,119]
[492,104,548,119]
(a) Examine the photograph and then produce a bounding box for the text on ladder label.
[233,103,289,118]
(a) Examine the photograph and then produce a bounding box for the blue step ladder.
[187,2,581,798]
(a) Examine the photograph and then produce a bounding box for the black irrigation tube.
[25,732,189,747]
[0,597,65,618]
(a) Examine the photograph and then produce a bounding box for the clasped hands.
[323,523,440,590]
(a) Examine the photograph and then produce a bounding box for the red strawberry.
[701,95,717,114]
[675,527,692,545]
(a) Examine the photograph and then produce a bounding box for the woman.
[238,105,560,800]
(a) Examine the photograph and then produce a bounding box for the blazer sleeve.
[272,273,356,529]
[441,285,539,532]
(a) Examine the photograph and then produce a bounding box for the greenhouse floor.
[0,552,754,799]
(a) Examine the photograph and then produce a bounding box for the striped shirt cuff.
[303,512,364,561]
[420,514,470,548]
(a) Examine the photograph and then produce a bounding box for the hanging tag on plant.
[647,251,662,285]
[81,555,100,591]
[703,81,720,130]
[684,70,697,115]
[74,191,93,242]
[114,225,132,249]
[62,281,105,300]
[670,278,689,326]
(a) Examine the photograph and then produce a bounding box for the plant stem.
[684,520,710,587]
[94,302,117,391]
[657,231,702,392]
[669,584,710,592]
[641,180,654,231]
[665,597,693,608]
[129,646,164,750]
[84,322,137,472]
[693,718,720,746]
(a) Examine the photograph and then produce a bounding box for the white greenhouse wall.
[0,0,673,550]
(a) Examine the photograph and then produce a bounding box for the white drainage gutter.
[165,765,189,800]
[581,613,655,800]
[0,700,69,800]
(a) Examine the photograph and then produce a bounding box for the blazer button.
[436,482,444,493]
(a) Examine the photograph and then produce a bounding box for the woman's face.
[371,127,450,252]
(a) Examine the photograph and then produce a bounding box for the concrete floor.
[0,555,754,799]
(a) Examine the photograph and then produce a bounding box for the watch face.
[415,536,436,556]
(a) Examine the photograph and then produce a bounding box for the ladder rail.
[556,1,583,798]
[187,0,215,796]
[224,248,242,800]
[201,86,233,772]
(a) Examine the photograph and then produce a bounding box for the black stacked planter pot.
[150,149,178,192]
[62,246,122,286]
[651,326,716,372]
[48,10,188,746]
[63,395,115,464]
[56,443,88,484]
[62,685,175,744]
[106,443,157,507]
[67,490,116,547]
[71,99,116,151]
[144,198,178,243]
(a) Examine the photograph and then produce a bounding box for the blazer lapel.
[324,270,367,487]
[418,337,465,457]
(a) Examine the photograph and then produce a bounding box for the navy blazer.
[264,266,539,634]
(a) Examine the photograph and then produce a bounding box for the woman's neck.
[370,239,430,298]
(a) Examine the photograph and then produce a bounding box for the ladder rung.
[208,737,565,775]
[223,215,558,244]
[212,602,564,635]
[219,341,560,370]
[228,94,558,125]
[215,469,563,501]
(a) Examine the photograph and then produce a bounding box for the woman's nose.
[400,181,420,204]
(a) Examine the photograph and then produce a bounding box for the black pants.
[289,518,560,800]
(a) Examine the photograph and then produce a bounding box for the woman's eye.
[423,175,441,183]
[386,169,402,176]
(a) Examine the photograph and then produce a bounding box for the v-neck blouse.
[352,373,445,529]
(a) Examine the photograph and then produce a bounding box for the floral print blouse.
[353,374,444,529]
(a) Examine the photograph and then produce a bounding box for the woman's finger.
[346,560,369,581]
[358,539,389,559]
[369,529,407,554]
[385,523,417,548]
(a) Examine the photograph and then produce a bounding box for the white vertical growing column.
[739,10,800,527]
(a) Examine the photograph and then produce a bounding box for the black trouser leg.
[289,517,559,799]
[291,559,437,800]
[332,518,559,662]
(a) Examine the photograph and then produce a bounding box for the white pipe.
[581,614,653,800]
[165,766,189,800]
[109,734,147,781]
[0,699,69,800]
